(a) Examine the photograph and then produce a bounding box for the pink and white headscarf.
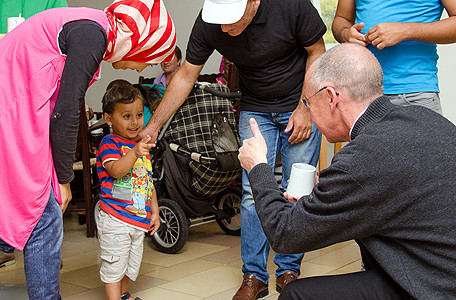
[104,0,176,64]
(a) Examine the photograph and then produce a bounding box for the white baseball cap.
[202,0,248,24]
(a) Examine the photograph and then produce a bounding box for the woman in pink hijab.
[0,1,175,298]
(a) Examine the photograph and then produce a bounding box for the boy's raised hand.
[134,135,155,157]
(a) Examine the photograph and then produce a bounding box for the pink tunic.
[0,8,109,250]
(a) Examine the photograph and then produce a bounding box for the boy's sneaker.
[0,251,15,268]
[121,292,143,300]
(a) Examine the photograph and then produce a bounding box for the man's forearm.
[301,38,326,101]
[305,38,326,74]
[146,76,192,132]
[146,61,203,132]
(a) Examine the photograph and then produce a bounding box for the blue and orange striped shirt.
[96,134,153,231]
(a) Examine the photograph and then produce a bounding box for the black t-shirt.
[50,20,107,183]
[186,0,326,113]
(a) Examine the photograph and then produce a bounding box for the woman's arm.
[50,20,107,184]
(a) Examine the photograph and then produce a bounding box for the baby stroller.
[148,82,243,254]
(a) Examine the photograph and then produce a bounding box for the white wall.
[437,44,456,125]
[67,0,222,112]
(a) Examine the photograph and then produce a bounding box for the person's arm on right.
[332,0,367,46]
[138,60,203,142]
[365,0,456,50]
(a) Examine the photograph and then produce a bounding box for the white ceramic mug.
[286,163,316,199]
[7,17,25,33]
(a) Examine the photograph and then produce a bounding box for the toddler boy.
[96,83,160,300]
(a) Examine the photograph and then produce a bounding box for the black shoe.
[0,251,15,268]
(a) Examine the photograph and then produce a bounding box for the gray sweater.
[249,96,456,299]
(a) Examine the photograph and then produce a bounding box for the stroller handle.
[169,142,240,171]
[169,142,216,164]
[195,83,242,99]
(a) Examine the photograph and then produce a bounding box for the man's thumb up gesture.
[238,118,268,171]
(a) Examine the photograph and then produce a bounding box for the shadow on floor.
[0,284,28,299]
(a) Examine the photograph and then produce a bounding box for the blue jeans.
[0,239,15,253]
[23,188,63,300]
[385,92,442,115]
[239,111,321,284]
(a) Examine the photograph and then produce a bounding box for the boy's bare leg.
[105,281,121,300]
[121,275,131,296]
[105,276,132,299]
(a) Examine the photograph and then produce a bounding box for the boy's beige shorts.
[96,208,145,283]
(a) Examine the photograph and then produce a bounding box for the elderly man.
[238,43,456,299]
[139,0,326,298]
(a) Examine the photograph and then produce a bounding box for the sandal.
[121,292,143,300]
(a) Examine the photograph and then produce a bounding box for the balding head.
[308,43,383,104]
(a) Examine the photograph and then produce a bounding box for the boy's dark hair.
[106,79,131,91]
[102,81,144,114]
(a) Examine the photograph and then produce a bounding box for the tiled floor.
[0,212,362,299]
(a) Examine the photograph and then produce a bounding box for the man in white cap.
[139,1,326,299]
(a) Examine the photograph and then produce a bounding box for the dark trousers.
[279,241,413,300]
[0,238,15,253]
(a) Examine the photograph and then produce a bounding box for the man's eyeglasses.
[301,86,328,107]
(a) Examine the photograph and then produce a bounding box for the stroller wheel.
[150,198,188,254]
[215,186,242,236]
